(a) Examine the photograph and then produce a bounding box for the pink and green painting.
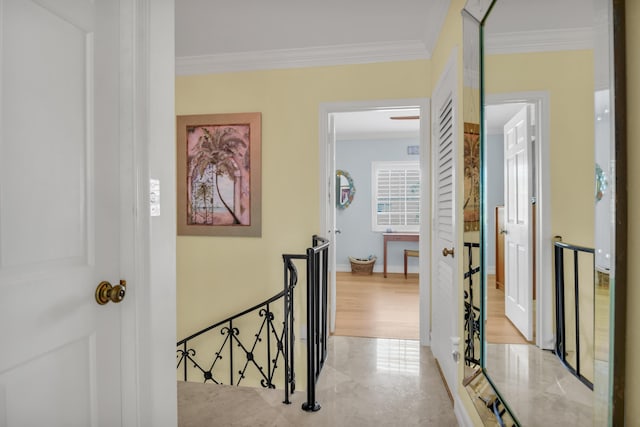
[186,124,251,226]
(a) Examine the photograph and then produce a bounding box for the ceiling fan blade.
[389,115,420,120]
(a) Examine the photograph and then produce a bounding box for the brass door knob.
[95,280,127,305]
[442,247,455,258]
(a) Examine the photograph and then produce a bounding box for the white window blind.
[372,161,420,232]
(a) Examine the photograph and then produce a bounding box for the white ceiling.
[485,103,527,135]
[175,0,449,58]
[175,0,594,138]
[333,109,420,141]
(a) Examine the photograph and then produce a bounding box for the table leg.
[383,237,388,278]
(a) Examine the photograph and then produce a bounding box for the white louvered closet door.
[430,61,458,394]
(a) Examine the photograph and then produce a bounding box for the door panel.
[431,62,457,392]
[1,339,93,426]
[503,105,533,340]
[2,0,90,269]
[0,0,122,425]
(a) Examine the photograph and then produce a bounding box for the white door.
[0,1,128,425]
[430,60,458,391]
[503,105,534,341]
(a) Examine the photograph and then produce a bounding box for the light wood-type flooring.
[485,275,529,344]
[333,272,539,344]
[333,272,419,340]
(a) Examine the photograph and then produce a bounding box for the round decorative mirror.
[336,169,355,209]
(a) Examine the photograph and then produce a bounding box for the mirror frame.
[462,0,627,424]
[610,1,627,423]
[336,169,356,209]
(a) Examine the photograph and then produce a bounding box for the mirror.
[336,169,356,209]
[462,0,626,425]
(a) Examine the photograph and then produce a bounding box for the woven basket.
[349,256,376,275]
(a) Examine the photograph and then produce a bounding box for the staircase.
[176,236,329,410]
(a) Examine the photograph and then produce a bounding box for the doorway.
[485,92,553,350]
[319,99,431,345]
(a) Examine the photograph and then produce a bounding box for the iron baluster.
[553,239,595,390]
[229,319,234,386]
[266,302,272,387]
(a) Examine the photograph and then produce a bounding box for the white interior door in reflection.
[503,104,534,341]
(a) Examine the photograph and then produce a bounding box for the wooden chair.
[404,249,419,278]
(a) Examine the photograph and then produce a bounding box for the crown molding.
[485,27,593,55]
[176,40,430,76]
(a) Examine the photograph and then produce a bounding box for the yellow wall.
[625,1,639,423]
[176,61,430,338]
[485,50,595,247]
[175,1,640,423]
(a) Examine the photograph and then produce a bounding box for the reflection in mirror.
[462,3,518,425]
[336,169,355,209]
[460,0,626,425]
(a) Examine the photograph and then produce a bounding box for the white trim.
[418,99,431,347]
[486,27,593,55]
[454,394,475,427]
[119,0,143,425]
[177,40,430,76]
[319,98,430,346]
[120,0,177,426]
[336,264,420,274]
[486,265,496,275]
[485,91,553,351]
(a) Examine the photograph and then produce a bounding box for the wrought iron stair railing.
[284,235,329,412]
[463,241,481,367]
[553,238,595,390]
[176,235,330,410]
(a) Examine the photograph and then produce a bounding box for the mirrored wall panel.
[461,0,626,425]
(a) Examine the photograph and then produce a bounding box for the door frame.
[121,0,176,425]
[318,98,431,345]
[485,91,552,350]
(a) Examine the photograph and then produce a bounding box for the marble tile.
[485,343,594,426]
[178,336,458,426]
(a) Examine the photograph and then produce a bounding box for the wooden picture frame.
[177,113,261,237]
[463,122,480,232]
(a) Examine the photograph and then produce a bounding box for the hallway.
[178,336,457,426]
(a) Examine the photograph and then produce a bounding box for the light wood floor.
[333,272,419,340]
[485,275,529,344]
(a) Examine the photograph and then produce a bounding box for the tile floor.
[178,336,458,426]
[485,343,594,426]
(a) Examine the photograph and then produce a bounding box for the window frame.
[371,160,421,233]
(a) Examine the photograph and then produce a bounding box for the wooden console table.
[383,232,419,277]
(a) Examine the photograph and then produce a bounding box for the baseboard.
[486,265,496,275]
[336,264,350,272]
[336,264,419,274]
[454,393,475,427]
[434,358,454,406]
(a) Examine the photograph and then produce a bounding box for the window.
[372,161,420,232]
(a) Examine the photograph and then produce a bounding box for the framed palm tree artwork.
[177,113,261,237]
